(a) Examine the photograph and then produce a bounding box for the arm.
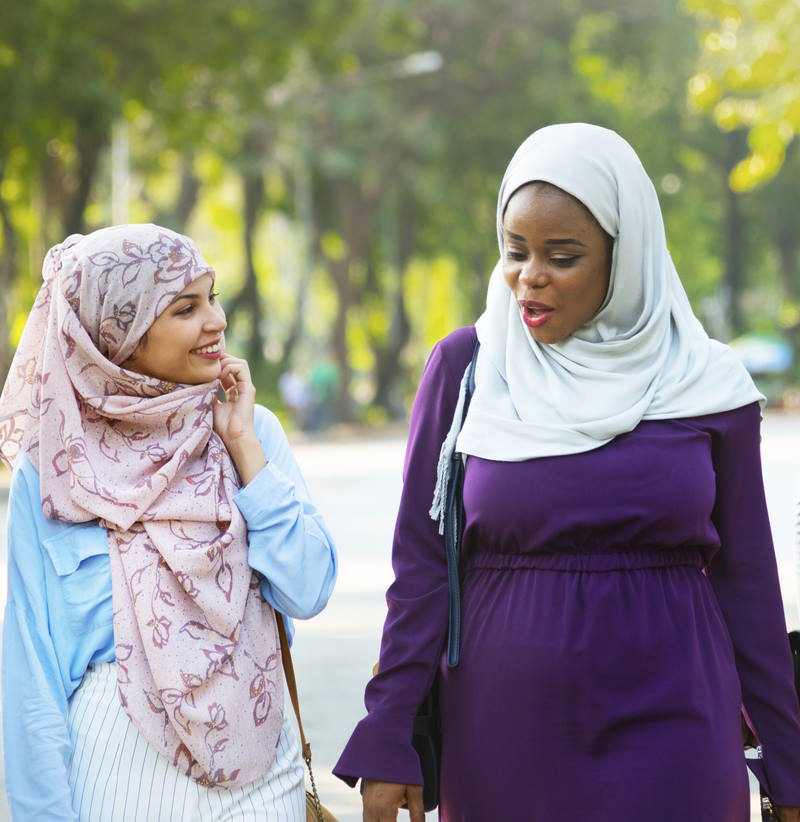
[233,406,337,621]
[2,463,80,821]
[334,330,474,788]
[706,402,800,808]
[212,355,337,621]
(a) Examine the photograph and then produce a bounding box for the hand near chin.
[212,354,266,485]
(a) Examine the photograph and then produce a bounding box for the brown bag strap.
[276,612,312,762]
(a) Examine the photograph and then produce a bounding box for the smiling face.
[120,273,227,384]
[502,182,613,344]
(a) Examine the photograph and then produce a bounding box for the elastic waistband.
[464,548,706,574]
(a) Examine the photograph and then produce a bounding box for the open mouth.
[519,300,554,329]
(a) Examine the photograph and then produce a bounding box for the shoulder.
[426,326,477,379]
[672,401,762,453]
[432,326,477,367]
[686,401,761,436]
[410,327,477,417]
[7,453,90,549]
[253,404,288,447]
[9,452,40,508]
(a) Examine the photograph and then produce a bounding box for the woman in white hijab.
[334,124,800,821]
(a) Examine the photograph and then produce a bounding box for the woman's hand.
[212,354,266,485]
[361,780,424,822]
[776,806,800,821]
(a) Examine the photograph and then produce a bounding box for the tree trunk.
[241,165,265,365]
[0,162,19,378]
[278,154,314,375]
[722,131,746,336]
[324,178,379,423]
[64,132,105,235]
[372,190,413,416]
[328,255,356,422]
[157,158,200,232]
[225,125,268,369]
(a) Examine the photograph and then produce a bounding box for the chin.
[529,328,568,345]
[179,366,222,386]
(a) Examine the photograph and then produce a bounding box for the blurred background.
[1,0,800,422]
[2,1,800,819]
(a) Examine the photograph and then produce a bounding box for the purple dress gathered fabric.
[333,326,800,821]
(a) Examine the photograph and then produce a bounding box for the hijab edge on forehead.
[454,122,763,464]
[497,177,618,250]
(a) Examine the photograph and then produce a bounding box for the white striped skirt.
[66,662,306,821]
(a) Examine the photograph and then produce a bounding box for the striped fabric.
[66,662,305,821]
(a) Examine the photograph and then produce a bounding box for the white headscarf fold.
[456,123,762,461]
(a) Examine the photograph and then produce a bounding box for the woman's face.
[121,273,227,384]
[502,182,613,344]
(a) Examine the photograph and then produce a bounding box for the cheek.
[591,266,611,312]
[502,264,517,291]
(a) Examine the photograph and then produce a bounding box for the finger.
[218,369,236,391]
[220,362,252,390]
[219,354,249,372]
[406,785,425,822]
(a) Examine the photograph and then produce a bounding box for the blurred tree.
[686,0,800,190]
[3,0,799,420]
[0,0,357,378]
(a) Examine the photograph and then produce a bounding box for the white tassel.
[429,364,472,535]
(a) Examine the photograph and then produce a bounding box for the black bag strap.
[444,340,480,668]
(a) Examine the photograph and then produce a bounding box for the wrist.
[224,432,267,486]
[224,428,259,454]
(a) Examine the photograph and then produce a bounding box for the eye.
[210,290,220,303]
[551,255,579,267]
[505,249,527,261]
[176,304,195,316]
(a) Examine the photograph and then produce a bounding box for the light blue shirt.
[2,405,337,820]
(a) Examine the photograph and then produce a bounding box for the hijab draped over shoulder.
[431,124,762,528]
[0,225,283,788]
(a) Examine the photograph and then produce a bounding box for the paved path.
[2,413,800,820]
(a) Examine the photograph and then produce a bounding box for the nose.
[204,301,227,332]
[519,256,549,288]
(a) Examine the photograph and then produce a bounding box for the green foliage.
[2,0,800,418]
[686,0,800,189]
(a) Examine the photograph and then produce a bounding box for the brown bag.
[277,615,339,822]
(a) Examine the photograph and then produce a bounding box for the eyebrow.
[170,283,216,304]
[502,228,586,248]
[545,238,586,247]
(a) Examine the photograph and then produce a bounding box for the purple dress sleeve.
[705,402,800,807]
[333,327,476,787]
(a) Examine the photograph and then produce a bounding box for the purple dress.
[334,326,800,820]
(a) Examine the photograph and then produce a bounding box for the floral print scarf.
[0,224,283,787]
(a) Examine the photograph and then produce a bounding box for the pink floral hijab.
[0,224,283,787]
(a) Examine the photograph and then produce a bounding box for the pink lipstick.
[519,300,554,329]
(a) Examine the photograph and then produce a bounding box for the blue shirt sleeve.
[2,460,81,821]
[233,406,337,630]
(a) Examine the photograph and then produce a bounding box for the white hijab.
[457,123,762,461]
[430,124,762,530]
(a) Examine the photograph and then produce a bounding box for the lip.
[518,300,554,329]
[190,338,224,360]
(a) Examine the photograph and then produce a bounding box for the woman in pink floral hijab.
[0,224,337,820]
